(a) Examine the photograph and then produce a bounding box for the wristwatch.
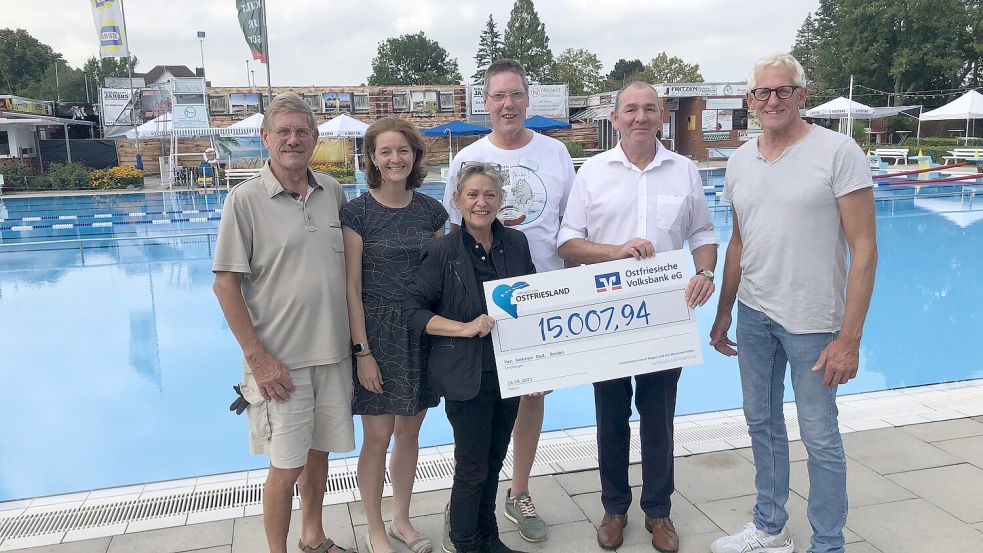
[351,341,370,356]
[697,268,714,283]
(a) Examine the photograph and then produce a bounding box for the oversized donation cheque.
[483,249,703,398]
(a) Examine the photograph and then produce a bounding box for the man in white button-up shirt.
[557,82,717,553]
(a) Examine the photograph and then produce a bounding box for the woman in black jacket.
[405,163,535,553]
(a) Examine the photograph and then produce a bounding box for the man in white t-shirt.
[709,53,877,553]
[441,59,575,548]
[557,82,717,553]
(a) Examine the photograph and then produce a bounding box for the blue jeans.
[736,302,847,553]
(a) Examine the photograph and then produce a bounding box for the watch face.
[352,343,367,354]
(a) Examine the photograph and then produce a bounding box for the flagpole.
[261,0,273,101]
[119,0,142,169]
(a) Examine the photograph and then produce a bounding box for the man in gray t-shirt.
[709,53,877,553]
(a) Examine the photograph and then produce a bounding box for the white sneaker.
[710,522,794,553]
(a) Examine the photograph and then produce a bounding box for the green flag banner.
[236,0,267,64]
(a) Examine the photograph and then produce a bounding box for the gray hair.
[456,162,506,197]
[614,80,661,112]
[262,92,317,133]
[747,52,807,89]
[483,59,530,93]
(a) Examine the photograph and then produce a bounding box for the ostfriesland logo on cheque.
[492,282,530,319]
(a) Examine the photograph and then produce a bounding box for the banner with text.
[89,0,129,59]
[469,84,569,120]
[236,0,267,63]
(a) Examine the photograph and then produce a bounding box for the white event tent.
[125,113,172,138]
[919,90,983,143]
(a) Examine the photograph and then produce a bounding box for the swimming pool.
[1,185,981,502]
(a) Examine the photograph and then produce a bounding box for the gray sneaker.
[503,488,548,542]
[442,501,456,553]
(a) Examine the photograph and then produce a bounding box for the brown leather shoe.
[645,516,678,552]
[596,513,628,550]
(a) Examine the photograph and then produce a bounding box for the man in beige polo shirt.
[213,92,355,553]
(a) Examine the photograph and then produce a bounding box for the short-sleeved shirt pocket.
[656,195,686,231]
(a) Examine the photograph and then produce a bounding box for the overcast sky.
[9,0,820,88]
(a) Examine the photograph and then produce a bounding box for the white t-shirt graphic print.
[442,133,575,272]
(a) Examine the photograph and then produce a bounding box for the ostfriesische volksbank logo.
[594,272,622,293]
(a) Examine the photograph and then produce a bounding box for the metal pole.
[847,75,854,141]
[245,60,251,86]
[261,0,273,100]
[119,0,142,169]
[83,70,91,104]
[197,31,206,78]
[64,124,71,162]
[916,106,922,148]
[54,59,61,102]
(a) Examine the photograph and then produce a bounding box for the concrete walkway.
[7,416,983,553]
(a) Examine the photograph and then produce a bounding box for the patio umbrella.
[422,120,491,165]
[919,90,983,144]
[805,97,875,136]
[805,97,875,119]
[318,114,370,168]
[524,115,571,131]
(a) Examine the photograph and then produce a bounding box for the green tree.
[502,0,554,82]
[604,58,645,89]
[0,28,57,94]
[17,56,89,102]
[83,55,139,87]
[795,0,974,105]
[552,48,604,95]
[640,52,704,83]
[368,31,462,86]
[472,14,503,83]
[790,13,820,89]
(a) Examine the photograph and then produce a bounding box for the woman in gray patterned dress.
[341,117,446,553]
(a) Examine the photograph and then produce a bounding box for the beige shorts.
[239,360,355,469]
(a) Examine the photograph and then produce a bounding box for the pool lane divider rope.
[2,216,222,232]
[0,208,224,225]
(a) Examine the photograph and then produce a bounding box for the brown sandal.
[298,538,356,553]
[388,524,433,553]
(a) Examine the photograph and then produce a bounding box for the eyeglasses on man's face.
[486,91,528,103]
[461,161,504,171]
[272,127,314,139]
[749,85,801,101]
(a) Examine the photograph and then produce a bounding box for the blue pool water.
[1,185,981,501]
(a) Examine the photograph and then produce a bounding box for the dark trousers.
[445,377,521,553]
[594,368,681,518]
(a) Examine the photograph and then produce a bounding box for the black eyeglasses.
[749,86,801,101]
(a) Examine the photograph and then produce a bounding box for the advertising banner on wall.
[0,97,54,116]
[469,84,570,120]
[662,83,748,98]
[100,88,136,126]
[528,84,568,120]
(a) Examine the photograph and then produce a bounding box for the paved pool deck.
[3,380,983,553]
